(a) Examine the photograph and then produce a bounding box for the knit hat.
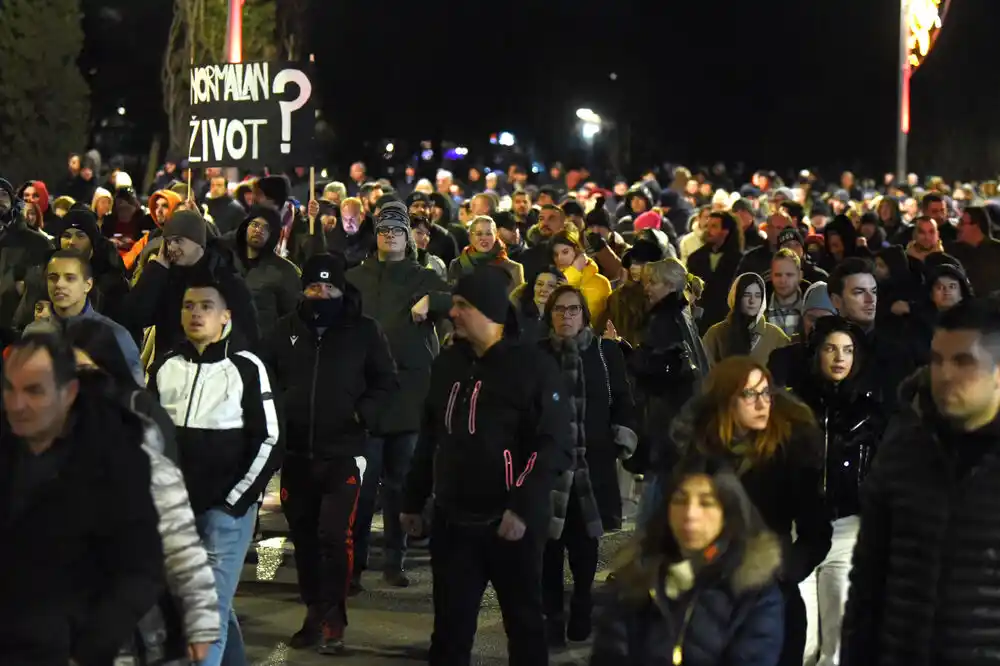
[453,265,512,325]
[493,211,516,232]
[61,209,101,247]
[622,238,665,268]
[301,252,346,290]
[802,282,837,315]
[255,175,290,204]
[376,201,410,232]
[561,200,585,218]
[406,191,431,207]
[162,210,208,248]
[584,204,612,230]
[633,210,662,232]
[777,227,804,249]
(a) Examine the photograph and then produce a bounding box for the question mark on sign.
[272,69,312,155]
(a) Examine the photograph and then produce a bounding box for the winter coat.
[595,280,647,347]
[563,256,613,324]
[946,237,1000,298]
[233,211,302,341]
[0,390,165,666]
[510,284,549,345]
[402,338,573,537]
[346,253,451,434]
[0,220,52,327]
[626,292,709,473]
[687,233,744,335]
[842,369,1000,666]
[447,245,525,293]
[591,531,785,666]
[539,328,638,535]
[121,242,259,365]
[204,194,246,236]
[702,275,790,366]
[258,284,398,459]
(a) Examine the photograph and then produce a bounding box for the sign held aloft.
[187,61,314,168]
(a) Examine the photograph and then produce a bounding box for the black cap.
[301,252,346,291]
[255,175,290,204]
[452,265,512,325]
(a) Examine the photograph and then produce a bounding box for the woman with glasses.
[537,285,637,647]
[447,215,524,293]
[664,356,831,666]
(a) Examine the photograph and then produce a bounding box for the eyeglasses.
[551,304,583,316]
[247,220,269,231]
[739,388,773,403]
[377,227,406,238]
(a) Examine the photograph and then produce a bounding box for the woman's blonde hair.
[643,258,705,301]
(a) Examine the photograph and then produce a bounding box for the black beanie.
[453,265,512,325]
[256,175,290,204]
[622,238,664,268]
[585,205,612,230]
[61,209,101,248]
[561,200,585,218]
[301,252,346,291]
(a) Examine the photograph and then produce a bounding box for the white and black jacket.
[149,328,282,516]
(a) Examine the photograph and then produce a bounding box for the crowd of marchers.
[3,153,1000,666]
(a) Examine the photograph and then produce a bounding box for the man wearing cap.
[122,209,259,365]
[346,201,452,591]
[401,265,572,666]
[776,226,829,284]
[259,252,397,654]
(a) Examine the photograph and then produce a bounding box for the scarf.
[457,240,508,273]
[548,327,605,540]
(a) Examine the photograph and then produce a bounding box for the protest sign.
[187,61,314,168]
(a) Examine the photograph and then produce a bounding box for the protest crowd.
[5,151,1000,666]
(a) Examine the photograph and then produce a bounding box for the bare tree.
[277,0,309,60]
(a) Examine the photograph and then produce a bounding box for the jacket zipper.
[468,381,482,434]
[445,382,460,434]
[182,364,203,427]
[822,407,829,495]
[307,335,321,458]
[504,450,514,491]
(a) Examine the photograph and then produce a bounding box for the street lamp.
[576,108,602,124]
[898,0,949,181]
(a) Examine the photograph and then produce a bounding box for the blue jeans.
[195,506,257,666]
[353,432,418,572]
[637,476,663,529]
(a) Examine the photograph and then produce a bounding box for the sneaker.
[289,605,323,649]
[317,621,346,655]
[383,568,411,588]
[347,574,365,597]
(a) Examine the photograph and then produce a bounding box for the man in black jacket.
[401,265,572,666]
[205,174,246,236]
[842,299,1000,665]
[0,331,164,665]
[0,178,52,328]
[687,210,744,334]
[260,252,397,654]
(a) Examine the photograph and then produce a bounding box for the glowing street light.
[581,122,601,141]
[117,106,126,116]
[898,0,949,181]
[385,142,394,153]
[576,108,602,124]
[497,132,515,147]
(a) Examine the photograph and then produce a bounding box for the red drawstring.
[468,381,482,434]
[516,452,537,487]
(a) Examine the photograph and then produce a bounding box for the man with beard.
[519,204,570,284]
[233,206,301,340]
[313,197,375,269]
[922,192,958,244]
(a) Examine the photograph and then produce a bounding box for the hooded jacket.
[123,189,182,272]
[0,216,53,328]
[702,273,790,366]
[402,337,573,537]
[258,284,398,459]
[562,256,613,324]
[233,206,302,340]
[842,368,1000,666]
[148,326,281,516]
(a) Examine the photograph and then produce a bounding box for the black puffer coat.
[842,368,1000,666]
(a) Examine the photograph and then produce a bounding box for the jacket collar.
[175,325,235,363]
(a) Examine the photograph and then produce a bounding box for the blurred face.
[628,261,646,283]
[932,276,963,311]
[551,291,585,338]
[874,257,890,281]
[553,243,576,269]
[534,272,560,307]
[210,177,227,198]
[668,474,724,552]
[925,200,947,223]
[740,283,763,317]
[409,199,429,218]
[831,199,846,215]
[436,175,452,194]
[182,286,230,344]
[485,173,498,189]
[915,219,939,250]
[33,300,52,321]
[2,348,78,442]
[770,258,800,299]
[734,369,771,432]
[538,209,565,237]
[497,226,519,247]
[903,197,918,216]
[511,194,530,218]
[470,221,496,252]
[24,203,39,228]
[412,225,431,250]
[323,189,341,204]
[165,236,203,266]
[629,196,648,214]
[536,192,555,207]
[704,215,728,248]
[832,273,877,325]
[878,200,894,222]
[861,222,877,241]
[827,233,845,259]
[449,295,493,341]
[766,212,791,240]
[47,257,91,311]
[22,186,38,205]
[685,180,699,195]
[153,197,171,223]
[350,163,364,182]
[819,331,855,382]
[377,225,408,254]
[642,272,673,305]
[803,307,834,336]
[958,212,983,245]
[246,217,270,249]
[341,204,361,233]
[304,282,342,300]
[735,208,754,230]
[931,329,1000,428]
[60,228,93,256]
[431,204,445,223]
[95,196,111,217]
[69,155,81,172]
[81,167,93,181]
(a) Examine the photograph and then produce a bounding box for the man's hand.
[400,513,424,537]
[891,300,910,316]
[497,510,526,541]
[856,236,868,247]
[572,253,588,272]
[188,642,212,662]
[604,320,619,341]
[307,199,320,220]
[411,295,430,322]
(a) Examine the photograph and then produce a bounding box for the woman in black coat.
[511,265,566,344]
[787,317,887,666]
[537,285,637,647]
[592,453,785,666]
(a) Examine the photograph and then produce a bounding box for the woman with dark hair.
[537,285,637,647]
[591,453,785,665]
[551,230,613,324]
[701,272,789,365]
[64,319,176,460]
[820,215,870,273]
[511,266,566,344]
[657,356,831,666]
[788,317,886,666]
[858,212,886,250]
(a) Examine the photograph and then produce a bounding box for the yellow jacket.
[562,256,612,325]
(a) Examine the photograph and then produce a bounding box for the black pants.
[281,454,361,628]
[541,493,599,620]
[779,580,808,666]
[429,513,548,666]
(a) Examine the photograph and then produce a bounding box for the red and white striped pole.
[225,0,243,64]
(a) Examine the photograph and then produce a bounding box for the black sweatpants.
[541,492,599,620]
[280,454,361,628]
[429,513,548,666]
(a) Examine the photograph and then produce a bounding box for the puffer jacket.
[562,256,613,324]
[842,368,1000,666]
[591,531,785,666]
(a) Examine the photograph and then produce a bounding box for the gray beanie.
[376,200,410,232]
[802,281,836,314]
[162,210,208,248]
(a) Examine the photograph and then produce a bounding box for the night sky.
[81,0,1000,180]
